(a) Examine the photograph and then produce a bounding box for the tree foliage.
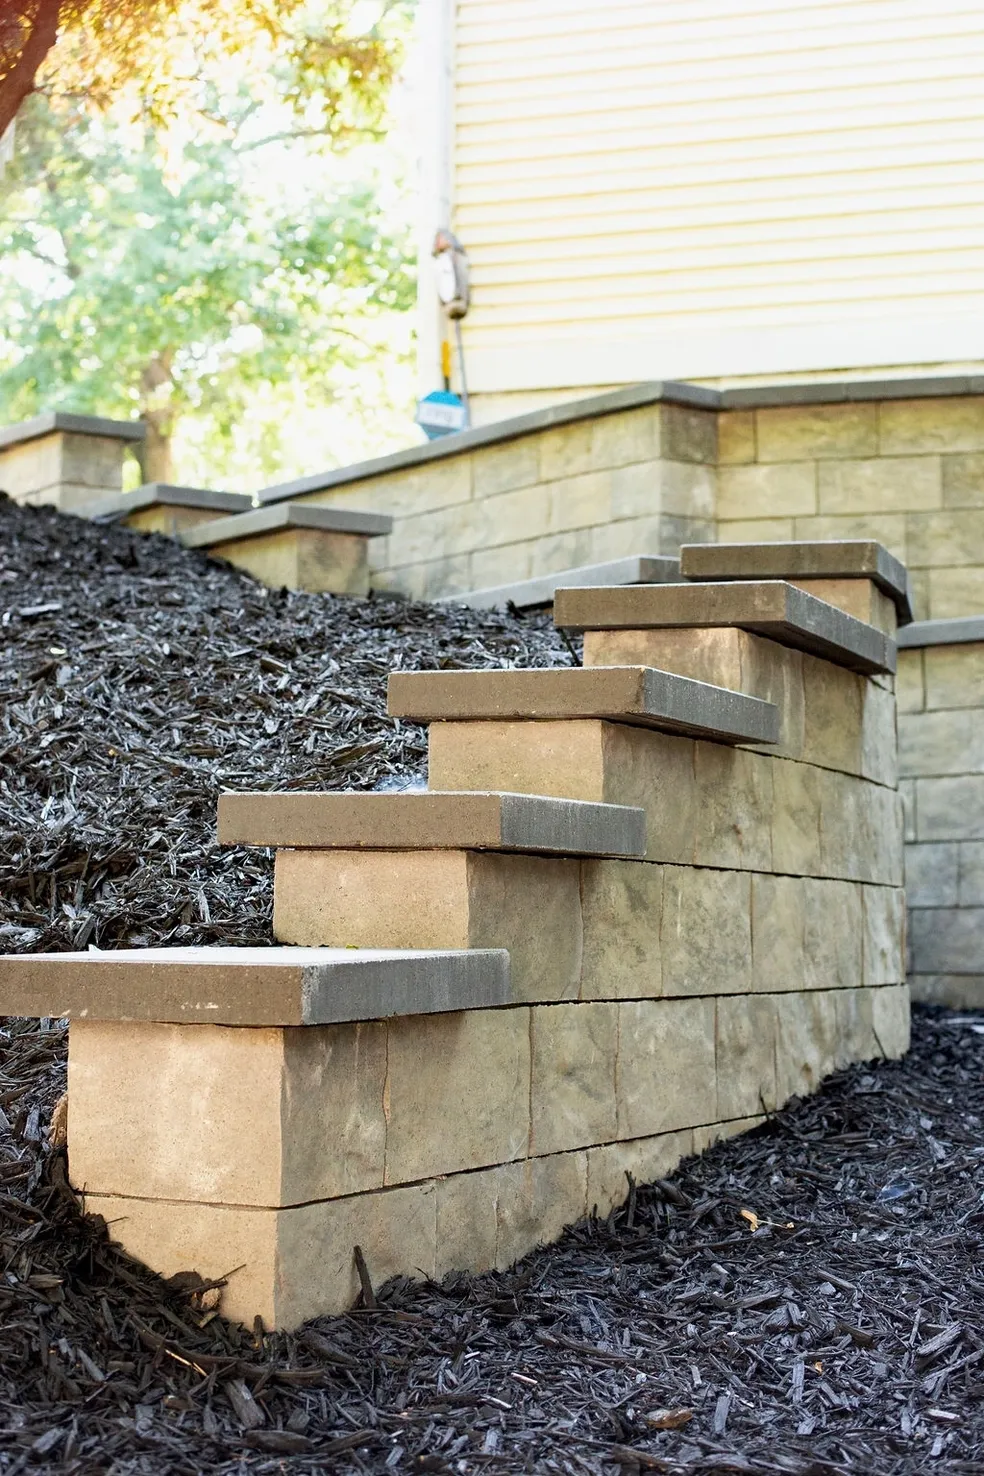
[0,94,415,481]
[0,0,408,142]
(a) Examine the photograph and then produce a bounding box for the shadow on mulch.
[1,1007,983,1474]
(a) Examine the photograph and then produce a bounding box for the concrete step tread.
[0,946,509,1026]
[218,788,647,857]
[387,664,779,745]
[897,615,984,649]
[76,484,252,520]
[680,539,912,622]
[439,555,680,611]
[181,502,392,549]
[553,581,896,676]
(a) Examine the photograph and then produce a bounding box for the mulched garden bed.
[1,495,983,1474]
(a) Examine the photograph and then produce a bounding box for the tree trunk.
[0,0,63,139]
[138,351,176,485]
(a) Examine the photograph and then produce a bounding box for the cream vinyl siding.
[450,0,984,393]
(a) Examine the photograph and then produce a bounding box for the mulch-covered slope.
[2,496,984,1474]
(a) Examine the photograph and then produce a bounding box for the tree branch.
[0,0,65,139]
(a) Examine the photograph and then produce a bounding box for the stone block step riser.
[581,626,896,784]
[73,982,909,1329]
[272,848,904,1003]
[425,722,903,883]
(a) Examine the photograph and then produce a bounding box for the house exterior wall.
[418,0,984,415]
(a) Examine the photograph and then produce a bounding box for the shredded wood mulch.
[2,496,984,1474]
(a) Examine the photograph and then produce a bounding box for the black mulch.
[2,496,984,1474]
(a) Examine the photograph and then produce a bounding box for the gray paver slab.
[898,616,984,650]
[0,946,510,1025]
[77,484,252,520]
[553,581,895,676]
[388,665,779,745]
[680,540,912,621]
[181,502,391,548]
[218,789,647,857]
[441,556,681,611]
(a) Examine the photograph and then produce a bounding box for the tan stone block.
[616,998,716,1138]
[900,778,916,841]
[871,983,910,1057]
[792,513,908,564]
[610,460,715,521]
[694,743,773,870]
[802,878,863,990]
[924,642,984,710]
[896,650,925,714]
[756,404,877,462]
[61,434,134,491]
[86,1180,438,1330]
[126,505,225,534]
[717,411,756,465]
[662,866,751,995]
[818,456,941,515]
[384,1008,530,1183]
[580,858,663,1000]
[68,1019,388,1205]
[942,452,984,508]
[693,1115,765,1154]
[927,565,984,618]
[472,438,540,497]
[716,995,777,1119]
[801,653,864,776]
[771,757,823,875]
[833,987,878,1067]
[906,842,959,907]
[792,578,897,635]
[751,873,804,992]
[527,527,596,575]
[310,458,472,520]
[909,973,984,1008]
[958,841,984,904]
[860,680,897,787]
[862,783,904,885]
[816,769,864,880]
[908,568,929,620]
[538,411,659,482]
[899,709,984,778]
[879,398,984,454]
[718,462,817,520]
[428,720,699,866]
[661,404,717,463]
[586,1129,692,1218]
[0,435,62,500]
[593,511,715,562]
[469,539,534,591]
[775,990,839,1104]
[494,1152,588,1270]
[545,470,611,534]
[531,1003,617,1154]
[274,848,583,1004]
[907,510,984,571]
[862,885,905,985]
[434,1165,501,1278]
[210,528,369,594]
[717,517,796,542]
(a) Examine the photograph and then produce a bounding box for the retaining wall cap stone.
[387,664,780,746]
[680,540,912,623]
[0,946,509,1025]
[553,581,896,677]
[180,501,392,546]
[0,412,145,452]
[217,789,647,857]
[441,555,681,611]
[898,616,984,649]
[76,484,253,519]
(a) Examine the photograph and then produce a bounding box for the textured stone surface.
[579,858,663,1000]
[0,946,510,1025]
[383,1008,531,1182]
[803,878,863,990]
[909,906,984,975]
[905,842,959,907]
[219,788,646,859]
[615,998,716,1138]
[531,1003,618,1155]
[182,501,391,546]
[775,990,840,1105]
[661,866,752,995]
[78,484,250,522]
[693,743,773,870]
[68,1018,387,1205]
[716,994,778,1119]
[717,462,817,520]
[390,664,780,745]
[862,885,906,985]
[914,775,984,841]
[192,526,372,595]
[585,1130,693,1219]
[750,873,804,991]
[554,581,895,676]
[274,848,581,1004]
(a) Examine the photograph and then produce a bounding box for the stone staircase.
[0,542,908,1330]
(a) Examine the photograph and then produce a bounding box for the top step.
[0,946,509,1026]
[680,539,912,623]
[441,554,680,611]
[553,581,896,676]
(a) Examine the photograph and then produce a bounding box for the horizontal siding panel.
[447,0,984,392]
